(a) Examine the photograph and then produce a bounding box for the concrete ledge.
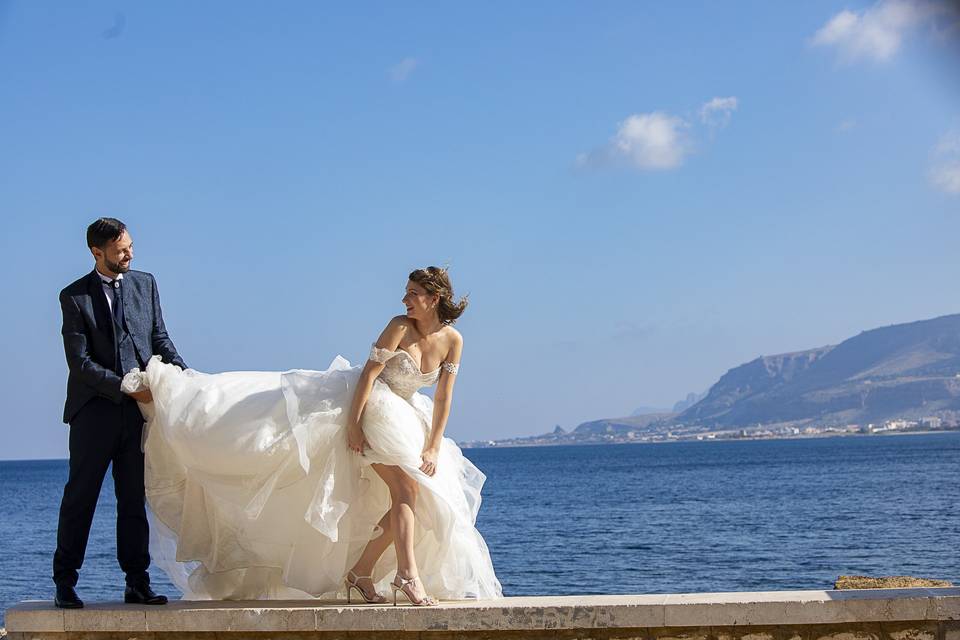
[5,588,959,639]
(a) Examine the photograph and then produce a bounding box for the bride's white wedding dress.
[123,346,502,601]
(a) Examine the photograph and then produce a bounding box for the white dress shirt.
[96,269,124,314]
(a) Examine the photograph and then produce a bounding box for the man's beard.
[105,258,130,274]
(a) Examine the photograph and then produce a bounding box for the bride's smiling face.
[403,280,438,320]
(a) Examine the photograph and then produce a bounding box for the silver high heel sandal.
[391,574,438,606]
[345,570,386,604]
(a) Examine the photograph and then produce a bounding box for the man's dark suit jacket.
[59,269,186,424]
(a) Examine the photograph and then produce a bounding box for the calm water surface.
[1,433,957,625]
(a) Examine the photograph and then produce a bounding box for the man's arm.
[149,274,187,369]
[60,290,125,403]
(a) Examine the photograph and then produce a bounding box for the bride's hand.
[420,446,439,476]
[347,425,367,455]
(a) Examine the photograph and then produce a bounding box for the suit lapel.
[87,269,116,342]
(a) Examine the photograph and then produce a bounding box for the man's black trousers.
[53,396,150,588]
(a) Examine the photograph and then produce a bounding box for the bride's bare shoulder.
[374,316,412,349]
[389,315,415,330]
[443,325,463,347]
[381,316,415,339]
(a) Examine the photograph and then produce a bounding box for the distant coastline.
[5,428,958,462]
[460,312,960,451]
[459,426,960,449]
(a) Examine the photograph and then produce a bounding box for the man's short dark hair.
[86,217,127,249]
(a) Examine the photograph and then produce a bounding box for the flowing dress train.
[124,346,502,600]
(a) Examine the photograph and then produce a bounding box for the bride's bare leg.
[370,463,432,602]
[349,510,394,579]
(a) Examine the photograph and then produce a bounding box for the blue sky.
[1,1,958,459]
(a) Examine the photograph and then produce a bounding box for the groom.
[53,217,187,609]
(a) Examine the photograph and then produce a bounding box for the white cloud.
[578,112,691,170]
[811,0,951,62]
[836,118,858,132]
[579,97,738,172]
[934,130,960,155]
[389,57,419,83]
[611,112,690,170]
[931,163,960,193]
[699,96,738,128]
[931,130,960,195]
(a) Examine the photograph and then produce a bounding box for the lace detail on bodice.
[368,344,442,399]
[368,345,395,364]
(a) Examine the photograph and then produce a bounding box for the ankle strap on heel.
[347,570,373,582]
[392,574,419,587]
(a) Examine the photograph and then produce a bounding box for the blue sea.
[2,432,958,625]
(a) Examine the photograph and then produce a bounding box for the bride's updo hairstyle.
[409,266,468,325]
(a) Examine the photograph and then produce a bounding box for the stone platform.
[5,588,960,639]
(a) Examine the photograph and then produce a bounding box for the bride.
[125,267,502,605]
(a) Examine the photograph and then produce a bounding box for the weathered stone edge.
[6,589,959,633]
[1,620,959,640]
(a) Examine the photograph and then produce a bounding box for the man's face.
[92,230,134,276]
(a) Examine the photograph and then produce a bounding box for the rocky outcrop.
[673,391,707,413]
[835,575,954,589]
[574,413,676,436]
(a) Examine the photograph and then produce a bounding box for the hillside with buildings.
[463,314,960,448]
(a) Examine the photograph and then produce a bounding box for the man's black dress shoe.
[54,585,84,609]
[124,583,168,605]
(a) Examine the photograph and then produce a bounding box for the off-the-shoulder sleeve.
[441,361,459,375]
[368,343,397,364]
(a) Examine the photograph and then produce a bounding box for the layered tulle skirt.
[124,355,502,600]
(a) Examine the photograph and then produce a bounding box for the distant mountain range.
[463,313,960,448]
[676,313,960,429]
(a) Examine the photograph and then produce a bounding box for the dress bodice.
[368,344,457,399]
